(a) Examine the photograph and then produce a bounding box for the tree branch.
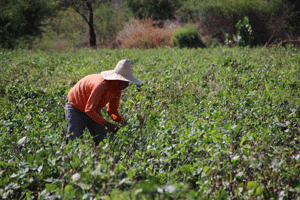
[69,0,89,23]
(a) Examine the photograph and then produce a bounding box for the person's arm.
[85,83,119,133]
[107,92,124,123]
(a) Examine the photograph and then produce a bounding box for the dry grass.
[117,18,175,49]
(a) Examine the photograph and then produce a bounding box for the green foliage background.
[34,4,131,51]
[124,0,180,20]
[177,0,296,45]
[1,0,299,49]
[0,0,59,49]
[1,47,300,199]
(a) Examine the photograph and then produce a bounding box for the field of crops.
[1,47,300,199]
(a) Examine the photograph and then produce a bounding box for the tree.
[62,0,98,47]
[0,0,60,49]
[124,0,180,20]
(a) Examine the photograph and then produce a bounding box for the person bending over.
[65,59,142,145]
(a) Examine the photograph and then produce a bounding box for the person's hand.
[105,122,119,133]
[120,119,128,126]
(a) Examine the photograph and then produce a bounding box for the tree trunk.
[86,1,96,47]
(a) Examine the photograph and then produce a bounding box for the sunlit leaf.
[72,173,81,182]
[18,136,27,145]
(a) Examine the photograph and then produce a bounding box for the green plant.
[233,16,253,46]
[171,24,205,48]
[1,47,300,199]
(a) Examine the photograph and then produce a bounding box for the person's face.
[119,80,129,90]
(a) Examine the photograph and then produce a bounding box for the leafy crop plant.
[0,47,300,199]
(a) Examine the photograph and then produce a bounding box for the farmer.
[65,59,142,145]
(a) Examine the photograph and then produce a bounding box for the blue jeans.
[65,99,106,145]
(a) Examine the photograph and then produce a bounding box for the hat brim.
[101,70,142,84]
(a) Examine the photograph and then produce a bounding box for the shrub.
[171,24,205,48]
[117,18,174,49]
[176,0,297,46]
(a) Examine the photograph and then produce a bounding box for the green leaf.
[224,122,231,130]
[77,182,91,190]
[264,79,272,98]
[64,185,73,193]
[232,155,240,162]
[247,181,259,190]
[37,165,43,174]
[163,185,176,194]
[179,164,192,172]
[255,186,263,195]
[36,150,49,161]
[72,173,81,182]
[18,136,27,145]
[71,154,79,169]
[216,189,228,199]
[127,169,136,179]
[247,181,259,195]
[203,166,210,173]
[45,183,56,192]
[10,173,18,178]
[240,136,246,146]
[117,163,125,171]
[26,154,34,164]
[235,124,242,133]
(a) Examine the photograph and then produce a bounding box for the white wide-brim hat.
[101,59,142,84]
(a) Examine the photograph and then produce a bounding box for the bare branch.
[75,9,89,23]
[69,0,89,23]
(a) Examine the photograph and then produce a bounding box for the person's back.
[64,59,142,145]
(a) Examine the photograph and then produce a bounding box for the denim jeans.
[65,99,106,145]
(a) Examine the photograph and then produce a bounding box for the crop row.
[0,47,300,199]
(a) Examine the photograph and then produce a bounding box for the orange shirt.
[67,74,124,126]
